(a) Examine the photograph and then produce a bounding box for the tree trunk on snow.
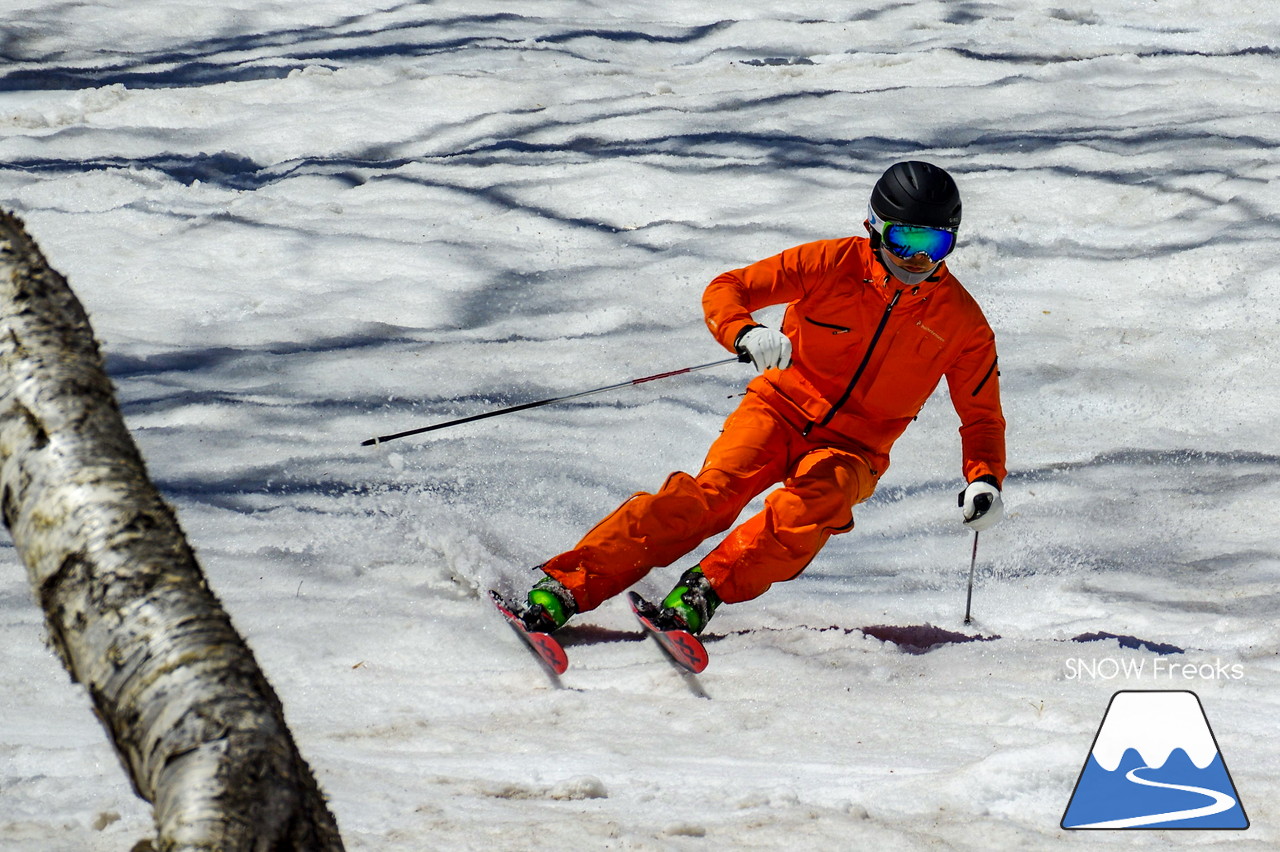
[0,211,344,852]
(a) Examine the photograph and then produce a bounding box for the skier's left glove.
[734,325,792,373]
[958,475,1004,532]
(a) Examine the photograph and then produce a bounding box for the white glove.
[735,325,792,372]
[959,478,1004,532]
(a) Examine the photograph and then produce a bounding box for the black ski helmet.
[869,161,962,230]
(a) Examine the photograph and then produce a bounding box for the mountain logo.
[1062,690,1248,830]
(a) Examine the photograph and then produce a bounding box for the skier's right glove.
[734,325,792,373]
[959,475,1004,532]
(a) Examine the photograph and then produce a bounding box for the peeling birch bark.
[0,211,344,852]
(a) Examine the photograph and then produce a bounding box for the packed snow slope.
[2,2,1278,849]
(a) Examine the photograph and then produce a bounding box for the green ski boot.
[523,574,577,633]
[659,566,721,634]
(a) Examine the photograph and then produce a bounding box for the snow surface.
[2,1,1279,849]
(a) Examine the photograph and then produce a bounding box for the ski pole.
[963,530,980,625]
[361,355,745,446]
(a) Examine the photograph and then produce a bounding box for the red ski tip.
[491,590,569,674]
[628,592,709,674]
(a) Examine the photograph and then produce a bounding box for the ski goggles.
[868,207,957,263]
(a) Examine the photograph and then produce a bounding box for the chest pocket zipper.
[805,317,850,334]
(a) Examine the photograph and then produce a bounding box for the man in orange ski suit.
[525,161,1006,633]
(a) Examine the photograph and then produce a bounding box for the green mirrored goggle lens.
[882,223,957,262]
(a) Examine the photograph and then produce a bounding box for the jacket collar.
[858,237,947,305]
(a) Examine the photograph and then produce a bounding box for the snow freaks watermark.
[1064,657,1244,682]
[1061,691,1248,830]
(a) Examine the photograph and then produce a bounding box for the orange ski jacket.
[703,235,1006,486]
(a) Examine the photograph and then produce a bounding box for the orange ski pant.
[540,391,878,612]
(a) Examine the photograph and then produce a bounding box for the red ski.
[491,590,568,675]
[628,591,709,674]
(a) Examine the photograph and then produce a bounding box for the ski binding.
[627,591,709,673]
[491,590,569,675]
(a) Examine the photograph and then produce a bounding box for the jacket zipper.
[804,288,903,436]
[805,317,850,334]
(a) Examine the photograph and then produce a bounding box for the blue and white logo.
[1062,690,1248,830]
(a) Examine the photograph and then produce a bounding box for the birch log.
[0,211,344,852]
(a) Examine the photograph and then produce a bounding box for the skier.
[517,161,1006,635]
